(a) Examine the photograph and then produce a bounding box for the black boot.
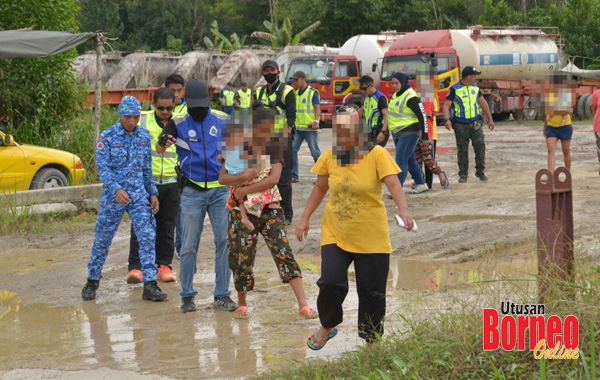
[82,279,99,301]
[181,297,196,313]
[142,281,167,301]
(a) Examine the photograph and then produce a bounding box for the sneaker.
[213,295,237,311]
[157,265,176,282]
[459,176,468,183]
[476,172,488,181]
[82,279,99,301]
[142,281,167,301]
[411,184,429,194]
[181,297,196,313]
[126,269,143,284]
[291,177,299,183]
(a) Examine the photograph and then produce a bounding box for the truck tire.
[511,108,538,121]
[576,94,589,120]
[493,112,510,122]
[30,168,69,190]
[584,94,593,120]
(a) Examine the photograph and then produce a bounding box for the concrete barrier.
[1,184,102,207]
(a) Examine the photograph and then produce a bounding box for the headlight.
[320,99,333,104]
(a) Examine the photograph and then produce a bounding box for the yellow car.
[0,130,86,192]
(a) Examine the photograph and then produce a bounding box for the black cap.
[462,66,481,77]
[241,82,247,86]
[292,71,306,80]
[261,59,279,71]
[226,81,233,86]
[185,79,210,108]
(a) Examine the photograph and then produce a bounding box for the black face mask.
[188,107,209,122]
[264,73,278,84]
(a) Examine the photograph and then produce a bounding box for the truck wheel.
[584,94,593,119]
[30,168,69,190]
[576,94,589,120]
[493,112,510,122]
[511,109,538,121]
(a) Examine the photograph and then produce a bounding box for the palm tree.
[252,17,321,48]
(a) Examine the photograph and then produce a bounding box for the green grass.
[260,253,600,379]
[0,194,96,236]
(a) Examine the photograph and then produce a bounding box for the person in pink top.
[592,89,600,175]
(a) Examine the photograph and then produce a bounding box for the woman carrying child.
[218,106,317,320]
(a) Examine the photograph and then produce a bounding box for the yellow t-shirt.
[310,145,401,254]
[547,113,572,127]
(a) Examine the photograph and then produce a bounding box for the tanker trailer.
[337,33,403,111]
[380,26,563,122]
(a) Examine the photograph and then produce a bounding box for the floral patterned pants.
[227,208,302,292]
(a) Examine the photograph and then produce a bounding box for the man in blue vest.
[157,79,237,313]
[443,66,495,183]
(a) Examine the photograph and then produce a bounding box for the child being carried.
[220,124,281,231]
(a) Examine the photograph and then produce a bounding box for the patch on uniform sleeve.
[96,141,105,150]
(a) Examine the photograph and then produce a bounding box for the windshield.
[286,57,334,85]
[381,55,434,81]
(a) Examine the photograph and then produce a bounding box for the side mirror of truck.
[429,52,438,68]
[372,63,377,72]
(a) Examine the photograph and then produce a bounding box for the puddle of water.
[390,256,537,291]
[430,214,536,223]
[0,250,65,274]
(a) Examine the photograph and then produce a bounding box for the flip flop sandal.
[307,328,338,350]
[299,305,318,319]
[233,306,249,319]
[440,171,450,190]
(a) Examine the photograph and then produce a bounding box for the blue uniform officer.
[82,96,167,302]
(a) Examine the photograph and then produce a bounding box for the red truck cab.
[379,30,460,102]
[285,54,360,122]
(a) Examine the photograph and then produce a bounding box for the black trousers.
[129,182,180,270]
[278,134,293,222]
[317,244,390,343]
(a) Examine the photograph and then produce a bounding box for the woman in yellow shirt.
[295,108,414,350]
[544,76,575,172]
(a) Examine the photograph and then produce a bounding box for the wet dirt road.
[1,121,598,379]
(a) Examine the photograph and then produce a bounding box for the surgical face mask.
[188,107,209,122]
[264,73,278,84]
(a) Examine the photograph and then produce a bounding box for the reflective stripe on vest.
[295,86,317,131]
[237,89,252,108]
[258,83,293,132]
[388,88,419,133]
[364,90,385,132]
[451,83,480,123]
[222,90,235,106]
[140,112,178,183]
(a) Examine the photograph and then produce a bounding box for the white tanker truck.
[378,26,598,122]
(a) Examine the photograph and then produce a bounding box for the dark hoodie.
[391,72,428,140]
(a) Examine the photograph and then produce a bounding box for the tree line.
[76,0,600,68]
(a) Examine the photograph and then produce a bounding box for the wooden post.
[93,32,104,176]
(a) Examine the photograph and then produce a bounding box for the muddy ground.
[1,121,599,379]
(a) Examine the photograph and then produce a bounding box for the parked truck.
[282,33,402,122]
[377,26,600,122]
